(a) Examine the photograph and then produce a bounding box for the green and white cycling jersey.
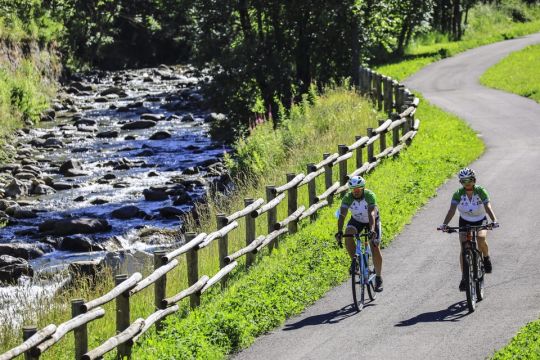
[451,185,490,222]
[340,189,378,223]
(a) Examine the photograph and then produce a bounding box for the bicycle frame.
[344,233,376,285]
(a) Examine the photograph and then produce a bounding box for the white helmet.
[348,176,366,189]
[458,167,476,180]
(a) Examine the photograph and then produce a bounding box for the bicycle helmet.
[348,176,366,189]
[458,167,476,180]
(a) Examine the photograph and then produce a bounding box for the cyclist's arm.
[337,206,349,233]
[368,205,377,232]
[483,201,498,223]
[442,203,457,225]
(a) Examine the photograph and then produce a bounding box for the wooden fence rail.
[1,66,422,360]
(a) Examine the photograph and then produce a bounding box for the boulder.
[158,207,186,219]
[0,243,47,259]
[11,208,38,219]
[111,205,146,219]
[100,87,127,97]
[96,130,119,138]
[0,255,33,283]
[140,113,165,121]
[143,188,168,201]
[51,182,74,191]
[204,112,227,123]
[74,118,97,127]
[68,259,106,281]
[181,114,195,122]
[59,159,82,175]
[31,183,56,195]
[5,179,28,198]
[121,120,157,130]
[59,235,105,252]
[149,131,172,140]
[38,217,112,236]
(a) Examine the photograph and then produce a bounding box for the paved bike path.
[235,33,540,359]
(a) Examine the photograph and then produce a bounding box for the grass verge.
[492,320,540,359]
[480,43,540,103]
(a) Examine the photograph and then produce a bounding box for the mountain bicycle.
[438,223,495,313]
[341,232,377,311]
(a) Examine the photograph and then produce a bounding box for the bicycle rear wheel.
[463,249,476,312]
[351,257,365,311]
[474,250,485,301]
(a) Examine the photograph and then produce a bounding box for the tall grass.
[377,1,540,80]
[480,43,540,103]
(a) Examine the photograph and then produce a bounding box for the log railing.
[1,67,421,360]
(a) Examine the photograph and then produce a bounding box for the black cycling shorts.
[346,217,382,246]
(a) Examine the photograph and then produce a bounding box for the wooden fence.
[0,67,420,360]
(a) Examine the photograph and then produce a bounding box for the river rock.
[59,235,105,252]
[149,131,171,140]
[100,86,127,97]
[172,192,193,206]
[11,208,38,219]
[136,149,154,157]
[158,206,186,219]
[38,218,112,236]
[5,179,28,198]
[30,183,55,196]
[181,113,195,122]
[121,120,157,130]
[90,198,109,205]
[0,199,17,211]
[68,259,106,281]
[14,172,36,181]
[0,255,33,283]
[182,167,199,175]
[204,112,226,123]
[141,113,165,121]
[51,182,74,191]
[143,188,168,201]
[111,205,147,219]
[39,109,55,122]
[59,159,83,175]
[0,243,47,259]
[74,118,97,127]
[96,130,119,138]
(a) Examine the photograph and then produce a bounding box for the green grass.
[376,2,540,80]
[480,44,540,103]
[492,320,540,359]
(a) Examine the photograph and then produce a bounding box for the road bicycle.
[438,223,495,313]
[341,232,377,311]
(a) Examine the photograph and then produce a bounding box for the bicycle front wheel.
[474,250,485,301]
[351,257,365,311]
[365,254,376,301]
[463,249,476,312]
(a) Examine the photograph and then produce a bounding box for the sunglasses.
[352,187,364,193]
[460,178,474,184]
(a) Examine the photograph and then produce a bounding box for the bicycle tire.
[365,254,376,301]
[351,257,365,311]
[463,249,476,312]
[474,250,485,301]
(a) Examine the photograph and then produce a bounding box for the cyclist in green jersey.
[335,176,383,292]
[439,168,499,291]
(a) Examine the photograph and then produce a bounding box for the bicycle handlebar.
[438,223,497,233]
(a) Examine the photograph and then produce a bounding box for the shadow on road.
[283,303,372,331]
[395,301,469,327]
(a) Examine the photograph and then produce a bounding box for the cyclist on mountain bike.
[335,176,383,292]
[439,168,499,291]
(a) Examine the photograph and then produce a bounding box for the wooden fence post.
[379,120,387,153]
[338,145,348,186]
[22,326,38,360]
[397,84,406,113]
[393,123,400,147]
[286,173,298,233]
[384,76,393,115]
[115,274,131,359]
[307,163,317,221]
[216,214,228,270]
[392,80,399,113]
[245,198,256,267]
[355,136,364,169]
[323,153,334,205]
[72,299,87,360]
[154,251,167,331]
[360,68,367,94]
[185,233,200,308]
[375,74,383,111]
[367,128,374,162]
[266,186,278,250]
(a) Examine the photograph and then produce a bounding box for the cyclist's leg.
[370,219,383,277]
[344,218,360,260]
